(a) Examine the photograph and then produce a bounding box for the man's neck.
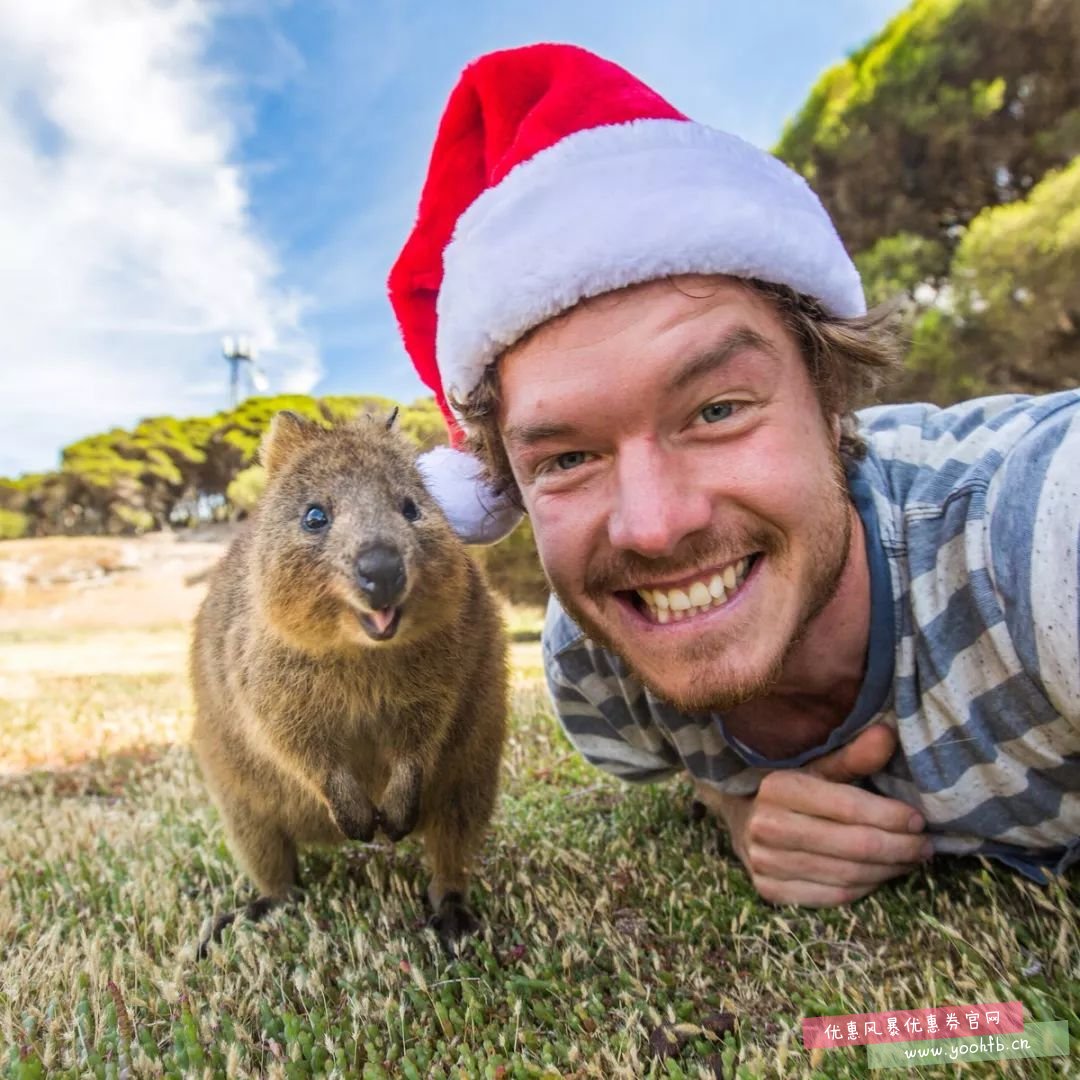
[722,505,873,759]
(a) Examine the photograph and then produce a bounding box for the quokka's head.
[252,410,469,652]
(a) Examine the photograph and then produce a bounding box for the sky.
[0,0,909,478]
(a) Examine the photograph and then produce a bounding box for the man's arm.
[544,637,682,782]
[695,725,933,906]
[544,602,931,906]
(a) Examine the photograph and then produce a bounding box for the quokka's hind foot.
[195,891,300,960]
[422,811,487,956]
[197,815,304,958]
[428,890,480,956]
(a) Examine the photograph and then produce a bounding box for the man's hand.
[695,724,932,907]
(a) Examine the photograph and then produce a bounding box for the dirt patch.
[0,532,542,705]
[0,532,228,633]
[0,627,193,685]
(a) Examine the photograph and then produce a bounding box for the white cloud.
[0,0,319,477]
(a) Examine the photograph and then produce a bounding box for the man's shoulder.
[861,390,1080,718]
[856,390,1080,511]
[542,594,587,659]
[542,595,627,691]
[983,393,1080,715]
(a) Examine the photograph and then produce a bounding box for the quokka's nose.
[354,544,406,610]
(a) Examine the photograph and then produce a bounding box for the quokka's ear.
[385,406,400,431]
[260,411,325,475]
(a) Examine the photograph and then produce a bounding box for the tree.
[903,157,1080,400]
[776,0,1080,255]
[855,231,950,307]
[0,394,443,538]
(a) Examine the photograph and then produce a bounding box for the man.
[389,44,1079,905]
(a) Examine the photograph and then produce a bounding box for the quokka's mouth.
[359,606,402,641]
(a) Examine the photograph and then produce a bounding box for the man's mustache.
[584,526,783,595]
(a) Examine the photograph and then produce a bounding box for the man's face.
[498,275,853,712]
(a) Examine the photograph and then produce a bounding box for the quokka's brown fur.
[190,410,508,951]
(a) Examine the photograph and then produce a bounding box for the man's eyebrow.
[666,326,782,395]
[502,419,580,452]
[502,327,781,450]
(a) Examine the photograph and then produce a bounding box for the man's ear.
[260,411,324,475]
[830,413,843,448]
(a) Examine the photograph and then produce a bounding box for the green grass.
[1,665,1078,1078]
[500,604,546,643]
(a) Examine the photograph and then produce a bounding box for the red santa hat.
[390,43,864,544]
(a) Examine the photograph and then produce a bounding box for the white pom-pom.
[417,446,523,545]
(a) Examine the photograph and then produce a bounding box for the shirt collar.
[719,457,895,768]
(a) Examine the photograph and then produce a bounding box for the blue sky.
[0,0,907,476]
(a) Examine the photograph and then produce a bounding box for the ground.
[0,535,1076,1078]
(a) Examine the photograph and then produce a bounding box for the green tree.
[0,510,28,540]
[473,516,549,607]
[396,398,450,452]
[226,465,267,516]
[776,0,1080,255]
[855,231,949,307]
[904,157,1080,400]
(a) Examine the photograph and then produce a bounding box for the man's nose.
[606,441,712,558]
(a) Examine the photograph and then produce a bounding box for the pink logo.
[802,1001,1024,1048]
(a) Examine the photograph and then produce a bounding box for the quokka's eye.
[402,497,421,522]
[302,505,330,531]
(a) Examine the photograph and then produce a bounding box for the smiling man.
[498,279,856,719]
[389,44,1080,905]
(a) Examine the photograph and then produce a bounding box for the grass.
[1,628,1078,1078]
[500,603,546,643]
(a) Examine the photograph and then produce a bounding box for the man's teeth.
[637,557,751,623]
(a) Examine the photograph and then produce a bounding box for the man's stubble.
[548,456,855,715]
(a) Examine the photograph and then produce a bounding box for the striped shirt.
[543,391,1080,882]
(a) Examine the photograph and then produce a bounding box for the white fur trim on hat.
[437,118,865,410]
[417,445,524,545]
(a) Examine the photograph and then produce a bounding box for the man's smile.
[615,553,761,625]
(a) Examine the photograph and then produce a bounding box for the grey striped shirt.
[543,391,1080,882]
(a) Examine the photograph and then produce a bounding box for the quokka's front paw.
[324,770,379,842]
[336,805,379,843]
[378,765,422,841]
[379,808,418,842]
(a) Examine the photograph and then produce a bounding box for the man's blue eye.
[555,451,588,470]
[302,505,329,531]
[701,402,735,423]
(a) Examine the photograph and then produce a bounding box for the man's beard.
[549,465,854,714]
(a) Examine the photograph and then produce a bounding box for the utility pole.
[221,336,257,408]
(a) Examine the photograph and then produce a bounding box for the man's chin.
[629,653,781,713]
[552,591,781,713]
